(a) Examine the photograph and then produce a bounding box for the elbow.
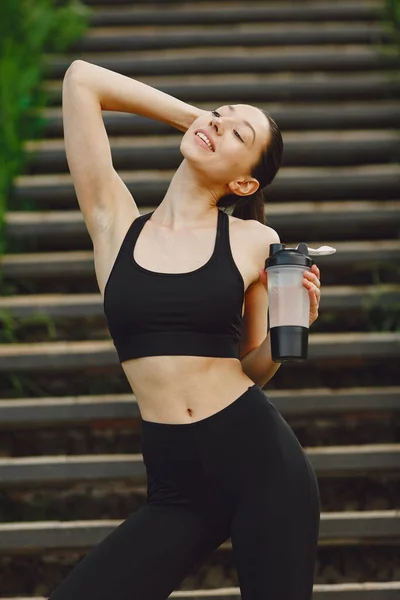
[62,61,90,113]
[63,60,88,84]
[240,353,261,386]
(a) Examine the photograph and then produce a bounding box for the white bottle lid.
[301,244,336,256]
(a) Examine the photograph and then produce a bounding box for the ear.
[228,177,260,197]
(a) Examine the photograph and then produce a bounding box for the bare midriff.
[121,355,255,424]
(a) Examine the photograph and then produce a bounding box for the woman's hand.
[258,263,322,327]
[303,264,321,326]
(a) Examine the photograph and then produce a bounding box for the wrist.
[173,106,205,133]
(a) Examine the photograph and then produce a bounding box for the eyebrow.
[227,105,256,144]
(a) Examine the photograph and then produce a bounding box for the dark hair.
[216,110,283,225]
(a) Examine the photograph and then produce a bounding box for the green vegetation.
[361,264,400,332]
[0,372,49,398]
[383,0,400,49]
[0,309,57,344]
[0,0,90,264]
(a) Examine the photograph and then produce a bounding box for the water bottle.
[265,242,336,363]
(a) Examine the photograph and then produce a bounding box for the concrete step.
[42,102,400,137]
[0,333,399,372]
[0,445,399,487]
[89,2,382,27]
[0,387,398,428]
[24,131,400,174]
[3,581,400,600]
[2,240,399,281]
[1,510,399,552]
[5,202,400,246]
[12,165,400,207]
[70,23,390,53]
[46,46,400,79]
[1,465,398,519]
[3,413,397,465]
[44,72,400,107]
[1,284,398,321]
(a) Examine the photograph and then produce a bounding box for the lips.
[194,129,215,152]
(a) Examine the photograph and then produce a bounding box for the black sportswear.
[104,209,244,363]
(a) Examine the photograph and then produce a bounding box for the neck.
[153,161,224,229]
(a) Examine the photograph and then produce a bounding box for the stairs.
[0,0,399,597]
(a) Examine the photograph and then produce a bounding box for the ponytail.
[217,189,266,225]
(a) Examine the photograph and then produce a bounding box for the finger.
[310,292,320,317]
[308,285,317,299]
[303,275,318,289]
[304,279,321,300]
[312,263,321,281]
[304,269,321,289]
[312,288,320,303]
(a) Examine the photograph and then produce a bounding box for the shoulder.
[229,214,280,259]
[227,215,280,287]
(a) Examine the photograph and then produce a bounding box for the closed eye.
[234,130,244,143]
[212,110,245,143]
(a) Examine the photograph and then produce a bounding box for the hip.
[140,383,317,506]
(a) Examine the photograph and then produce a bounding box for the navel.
[187,408,193,417]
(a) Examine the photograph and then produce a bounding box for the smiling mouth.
[195,131,215,152]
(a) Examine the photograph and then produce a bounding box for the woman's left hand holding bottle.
[258,263,322,327]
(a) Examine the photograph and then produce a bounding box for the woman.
[50,60,322,600]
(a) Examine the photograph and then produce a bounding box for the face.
[180,104,271,197]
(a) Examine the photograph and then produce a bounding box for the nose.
[210,114,224,135]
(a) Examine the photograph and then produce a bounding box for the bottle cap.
[265,242,336,269]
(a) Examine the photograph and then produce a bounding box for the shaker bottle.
[265,242,336,363]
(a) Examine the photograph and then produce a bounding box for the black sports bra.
[103,209,244,363]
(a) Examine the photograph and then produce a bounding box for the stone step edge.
[0,332,399,355]
[12,169,400,206]
[14,164,400,188]
[7,202,400,220]
[40,101,400,135]
[0,333,399,372]
[0,445,399,486]
[0,511,399,550]
[1,285,399,319]
[46,48,400,80]
[3,240,400,265]
[88,0,379,8]
[23,132,400,173]
[3,580,400,600]
[49,45,396,62]
[44,75,400,109]
[88,1,382,26]
[24,131,400,152]
[0,387,399,425]
[45,72,399,94]
[71,23,389,46]
[5,202,400,241]
[42,100,400,117]
[77,21,388,35]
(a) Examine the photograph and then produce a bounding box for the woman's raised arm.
[62,60,204,241]
[67,60,203,130]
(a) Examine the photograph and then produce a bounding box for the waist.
[122,355,254,424]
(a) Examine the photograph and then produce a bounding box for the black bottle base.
[270,326,309,363]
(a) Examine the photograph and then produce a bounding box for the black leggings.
[48,384,320,600]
